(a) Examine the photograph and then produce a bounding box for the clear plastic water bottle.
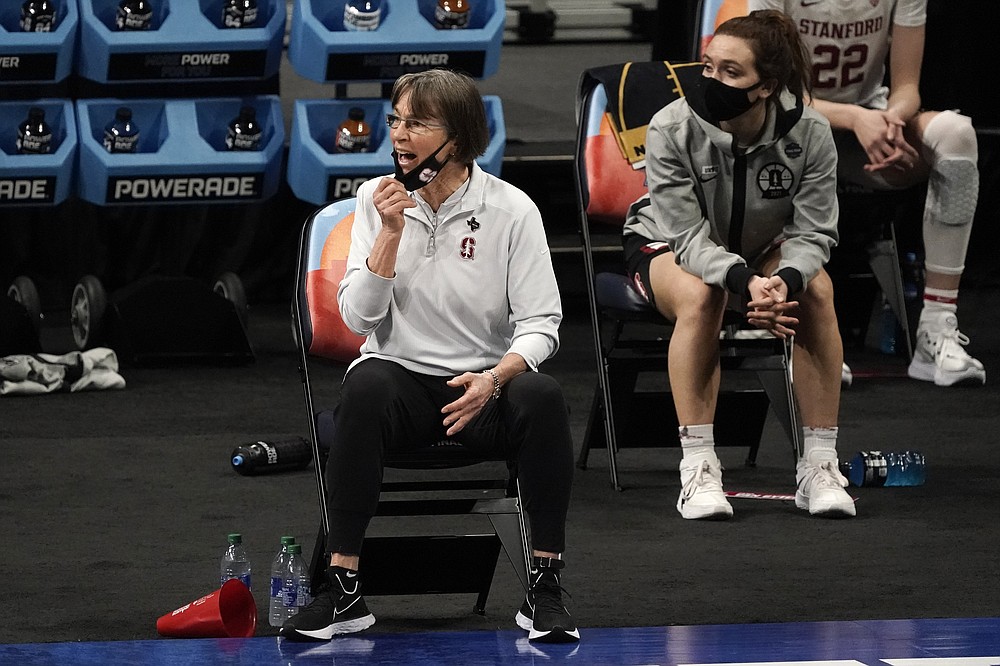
[220,533,252,590]
[20,0,57,32]
[222,0,257,28]
[103,107,140,154]
[269,536,296,627]
[225,106,262,151]
[343,0,381,31]
[878,298,897,355]
[282,543,311,620]
[16,107,53,155]
[843,450,926,487]
[115,0,152,30]
[902,250,925,330]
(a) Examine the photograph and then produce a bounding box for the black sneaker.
[279,566,375,641]
[514,558,580,643]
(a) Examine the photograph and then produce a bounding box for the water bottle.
[230,437,313,476]
[220,533,252,590]
[103,107,140,154]
[843,450,926,487]
[335,107,371,154]
[16,107,53,155]
[115,0,152,30]
[282,544,311,620]
[435,0,471,29]
[222,0,257,28]
[20,0,57,32]
[225,106,262,151]
[343,0,381,31]
[878,298,897,355]
[902,250,924,330]
[269,536,296,627]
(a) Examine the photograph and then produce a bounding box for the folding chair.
[573,61,801,491]
[291,197,531,616]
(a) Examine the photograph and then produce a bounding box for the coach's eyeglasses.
[385,114,449,135]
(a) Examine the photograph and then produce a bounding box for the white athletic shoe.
[677,458,733,520]
[795,457,856,517]
[907,314,986,387]
[841,362,853,387]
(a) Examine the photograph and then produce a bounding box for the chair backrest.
[294,197,365,364]
[692,0,748,60]
[575,60,704,230]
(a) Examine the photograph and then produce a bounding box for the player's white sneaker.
[907,313,985,387]
[795,457,856,517]
[677,458,733,520]
[841,362,853,387]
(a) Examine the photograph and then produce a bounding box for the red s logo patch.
[460,237,476,260]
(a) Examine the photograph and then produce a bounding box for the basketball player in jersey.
[749,0,985,387]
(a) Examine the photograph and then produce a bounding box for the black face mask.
[392,139,453,191]
[692,75,765,122]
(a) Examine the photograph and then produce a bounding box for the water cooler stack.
[0,0,80,207]
[65,0,289,363]
[285,0,508,206]
[72,0,286,206]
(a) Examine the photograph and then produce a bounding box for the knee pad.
[922,111,979,227]
[922,110,978,163]
[923,111,979,220]
[921,113,979,274]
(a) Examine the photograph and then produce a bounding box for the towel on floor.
[1,348,126,396]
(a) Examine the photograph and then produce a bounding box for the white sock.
[679,424,715,461]
[920,288,959,328]
[801,426,839,464]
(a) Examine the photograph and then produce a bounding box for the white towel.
[0,348,126,396]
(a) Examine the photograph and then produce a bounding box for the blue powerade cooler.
[0,99,78,206]
[75,96,284,205]
[288,0,504,83]
[0,0,79,86]
[287,95,506,206]
[75,0,285,85]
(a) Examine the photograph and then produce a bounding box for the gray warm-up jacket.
[623,88,839,297]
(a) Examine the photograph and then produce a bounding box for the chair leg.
[600,372,623,491]
[868,232,913,359]
[755,340,802,464]
[488,512,530,593]
[309,524,329,594]
[577,388,603,470]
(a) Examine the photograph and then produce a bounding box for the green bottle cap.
[227,533,242,544]
[280,536,296,545]
[287,544,302,554]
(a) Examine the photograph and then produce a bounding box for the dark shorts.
[622,233,785,310]
[622,233,672,309]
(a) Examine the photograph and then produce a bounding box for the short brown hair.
[391,69,489,164]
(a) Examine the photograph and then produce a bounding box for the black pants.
[324,358,575,556]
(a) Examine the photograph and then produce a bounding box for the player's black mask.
[692,75,765,122]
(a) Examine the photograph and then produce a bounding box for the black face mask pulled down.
[690,75,765,123]
[392,139,453,191]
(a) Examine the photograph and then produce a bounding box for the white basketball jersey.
[747,0,926,107]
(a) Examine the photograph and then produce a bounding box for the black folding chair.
[291,197,530,615]
[574,61,801,491]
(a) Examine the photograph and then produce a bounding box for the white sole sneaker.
[908,356,986,387]
[795,460,857,518]
[908,317,986,387]
[677,459,734,520]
